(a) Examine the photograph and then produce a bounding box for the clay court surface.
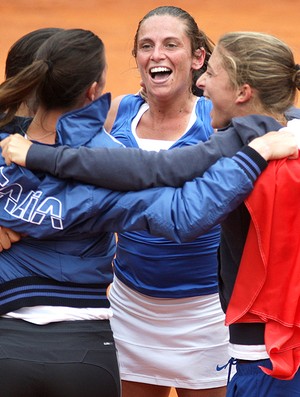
[0,1,299,396]
[0,0,299,103]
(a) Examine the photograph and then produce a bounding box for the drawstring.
[216,357,237,384]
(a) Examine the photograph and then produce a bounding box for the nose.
[150,45,166,61]
[196,72,206,90]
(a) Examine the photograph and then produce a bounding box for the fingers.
[6,228,21,244]
[0,134,30,166]
[249,130,299,161]
[280,120,300,148]
[0,226,21,252]
[0,136,13,165]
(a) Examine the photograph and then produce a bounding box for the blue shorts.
[227,359,300,397]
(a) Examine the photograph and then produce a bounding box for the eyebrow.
[138,36,182,43]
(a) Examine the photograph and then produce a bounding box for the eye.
[165,42,177,48]
[205,68,214,78]
[139,42,153,52]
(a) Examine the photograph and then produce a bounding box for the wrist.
[248,138,270,161]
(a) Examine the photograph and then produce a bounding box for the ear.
[86,81,98,102]
[235,84,253,104]
[192,47,206,70]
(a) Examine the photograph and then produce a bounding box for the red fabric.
[225,157,300,380]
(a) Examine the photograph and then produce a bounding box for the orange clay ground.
[0,1,299,396]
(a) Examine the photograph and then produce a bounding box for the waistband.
[236,359,272,375]
[229,323,265,345]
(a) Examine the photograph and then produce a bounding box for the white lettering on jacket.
[0,167,63,230]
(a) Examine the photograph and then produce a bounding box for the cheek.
[172,52,193,71]
[137,63,148,81]
[136,53,149,70]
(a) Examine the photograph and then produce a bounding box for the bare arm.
[103,95,125,133]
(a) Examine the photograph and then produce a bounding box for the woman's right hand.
[0,134,32,166]
[249,129,299,161]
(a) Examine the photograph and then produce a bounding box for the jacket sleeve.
[82,150,264,242]
[1,147,266,242]
[25,132,238,190]
[25,114,281,191]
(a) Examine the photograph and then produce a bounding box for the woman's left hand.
[0,226,21,252]
[0,134,32,166]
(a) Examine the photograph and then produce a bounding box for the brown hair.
[217,31,300,115]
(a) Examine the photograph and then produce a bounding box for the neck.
[26,108,62,144]
[243,99,287,126]
[137,93,197,141]
[147,92,196,117]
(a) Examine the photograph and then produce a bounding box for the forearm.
[77,146,267,242]
[145,147,267,242]
[26,135,233,190]
[25,113,284,191]
[0,146,266,242]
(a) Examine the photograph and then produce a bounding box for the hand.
[0,226,21,252]
[249,130,299,161]
[280,119,300,148]
[0,134,32,166]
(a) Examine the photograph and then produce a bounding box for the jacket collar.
[56,92,111,147]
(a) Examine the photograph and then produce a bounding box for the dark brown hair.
[5,27,64,79]
[0,29,105,127]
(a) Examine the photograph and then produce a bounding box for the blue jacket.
[0,95,264,314]
[0,94,119,313]
[110,94,220,298]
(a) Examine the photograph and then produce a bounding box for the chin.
[211,120,218,129]
[211,118,227,130]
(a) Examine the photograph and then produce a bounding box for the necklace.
[26,118,56,140]
[26,130,56,140]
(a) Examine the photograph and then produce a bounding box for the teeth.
[150,67,171,73]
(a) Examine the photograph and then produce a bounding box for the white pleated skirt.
[109,277,230,389]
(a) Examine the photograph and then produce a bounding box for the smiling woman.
[103,6,228,397]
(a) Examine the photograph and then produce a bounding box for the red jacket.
[226,157,300,380]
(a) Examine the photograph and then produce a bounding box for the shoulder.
[104,94,145,133]
[285,106,300,120]
[104,95,126,133]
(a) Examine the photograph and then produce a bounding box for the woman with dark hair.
[0,28,121,397]
[0,27,63,250]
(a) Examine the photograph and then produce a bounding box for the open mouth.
[150,67,172,80]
